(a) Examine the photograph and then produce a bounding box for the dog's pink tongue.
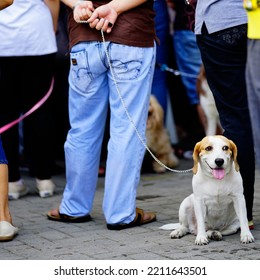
[212,168,225,180]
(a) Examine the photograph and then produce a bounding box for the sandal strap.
[107,207,156,230]
[134,207,144,223]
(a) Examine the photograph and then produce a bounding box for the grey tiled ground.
[1,159,260,260]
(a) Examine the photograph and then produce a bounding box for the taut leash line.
[76,18,192,173]
[100,30,192,174]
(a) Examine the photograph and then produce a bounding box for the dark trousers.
[196,24,255,221]
[0,54,56,181]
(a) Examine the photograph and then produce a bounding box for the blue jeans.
[173,30,202,105]
[152,0,169,114]
[197,24,255,221]
[0,137,8,164]
[60,41,155,224]
[246,39,260,169]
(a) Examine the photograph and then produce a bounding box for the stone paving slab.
[1,159,260,260]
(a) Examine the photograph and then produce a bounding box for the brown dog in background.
[146,95,179,173]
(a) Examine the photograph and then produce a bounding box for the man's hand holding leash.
[64,0,148,33]
[71,0,116,33]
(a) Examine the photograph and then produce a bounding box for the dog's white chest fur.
[192,168,240,230]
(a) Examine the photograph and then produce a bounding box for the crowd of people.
[0,0,259,241]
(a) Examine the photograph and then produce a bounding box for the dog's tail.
[159,223,180,230]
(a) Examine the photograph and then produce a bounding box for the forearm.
[107,0,148,15]
[61,0,148,33]
[60,0,78,10]
[44,0,60,32]
[61,0,148,13]
[0,0,13,10]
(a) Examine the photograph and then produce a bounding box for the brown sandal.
[47,208,91,223]
[107,207,156,230]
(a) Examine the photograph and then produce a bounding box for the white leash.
[77,20,192,173]
[100,30,192,174]
[156,63,199,79]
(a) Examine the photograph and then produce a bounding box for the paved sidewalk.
[1,159,260,260]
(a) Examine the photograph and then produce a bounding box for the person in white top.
[0,0,59,199]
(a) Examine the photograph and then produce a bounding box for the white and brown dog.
[146,95,179,173]
[196,65,222,136]
[161,135,254,245]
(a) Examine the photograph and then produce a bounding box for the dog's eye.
[223,146,229,151]
[205,146,213,151]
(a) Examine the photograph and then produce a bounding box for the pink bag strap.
[0,77,54,134]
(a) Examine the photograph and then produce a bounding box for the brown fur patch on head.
[215,135,239,172]
[192,136,213,174]
[192,140,202,174]
[228,139,239,172]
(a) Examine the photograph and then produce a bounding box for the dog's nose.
[215,158,224,167]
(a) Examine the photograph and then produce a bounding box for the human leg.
[151,0,170,114]
[103,43,156,225]
[0,57,23,183]
[0,164,11,222]
[0,57,28,199]
[0,138,10,222]
[246,39,260,169]
[196,24,255,221]
[58,42,110,217]
[173,30,202,105]
[0,55,56,198]
[0,164,18,241]
[0,138,18,241]
[21,55,56,197]
[173,31,204,148]
[22,55,55,180]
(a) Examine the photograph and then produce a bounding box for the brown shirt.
[67,0,156,49]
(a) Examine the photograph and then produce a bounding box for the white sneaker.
[0,221,19,241]
[8,180,28,200]
[36,179,55,198]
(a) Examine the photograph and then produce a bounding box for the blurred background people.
[0,0,18,242]
[244,0,260,169]
[166,0,205,158]
[0,0,59,199]
[152,0,171,117]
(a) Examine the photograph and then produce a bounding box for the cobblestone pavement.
[1,159,260,260]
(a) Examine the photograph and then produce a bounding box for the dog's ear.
[192,141,201,174]
[229,139,239,172]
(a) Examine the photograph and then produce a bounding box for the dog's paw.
[153,163,166,174]
[207,230,222,241]
[195,235,209,245]
[168,153,179,168]
[170,228,187,239]
[240,233,254,244]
